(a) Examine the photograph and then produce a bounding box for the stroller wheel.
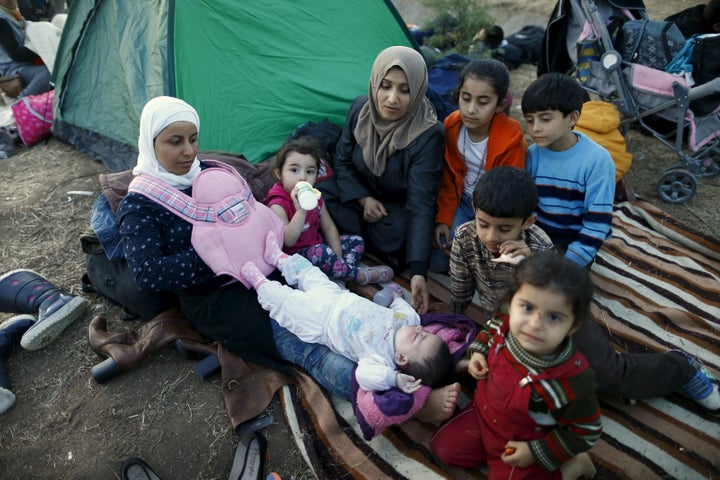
[697,156,720,178]
[656,168,698,204]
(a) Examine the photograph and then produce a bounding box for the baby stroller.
[539,0,720,204]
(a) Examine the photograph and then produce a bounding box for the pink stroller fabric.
[128,160,286,288]
[627,64,720,150]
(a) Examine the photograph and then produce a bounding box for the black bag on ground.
[427,53,470,121]
[503,25,545,68]
[616,20,685,70]
[84,252,180,321]
[690,33,720,116]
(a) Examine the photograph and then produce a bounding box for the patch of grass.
[420,0,495,53]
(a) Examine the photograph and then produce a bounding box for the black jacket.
[323,95,445,276]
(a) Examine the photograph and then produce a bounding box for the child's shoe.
[373,283,403,307]
[0,269,88,351]
[355,265,394,286]
[0,314,36,414]
[676,351,720,417]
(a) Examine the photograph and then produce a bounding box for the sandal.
[228,431,267,480]
[355,265,394,286]
[120,457,160,480]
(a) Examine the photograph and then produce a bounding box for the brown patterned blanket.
[280,200,720,479]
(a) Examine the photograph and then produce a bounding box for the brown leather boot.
[217,343,295,430]
[88,308,209,383]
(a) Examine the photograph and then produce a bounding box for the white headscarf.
[132,96,201,189]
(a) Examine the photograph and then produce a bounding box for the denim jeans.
[271,319,353,399]
[16,64,51,98]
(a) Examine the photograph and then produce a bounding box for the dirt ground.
[0,1,715,479]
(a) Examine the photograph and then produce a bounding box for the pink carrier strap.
[128,160,285,288]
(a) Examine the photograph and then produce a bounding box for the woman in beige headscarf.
[318,45,444,314]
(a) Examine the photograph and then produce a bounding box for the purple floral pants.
[297,234,365,282]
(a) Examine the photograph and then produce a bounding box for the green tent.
[52,0,415,172]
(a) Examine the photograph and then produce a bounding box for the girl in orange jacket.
[431,59,527,273]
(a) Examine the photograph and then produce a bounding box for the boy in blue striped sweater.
[521,73,615,268]
[520,75,720,419]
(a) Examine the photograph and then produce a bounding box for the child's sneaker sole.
[0,386,16,414]
[20,297,88,351]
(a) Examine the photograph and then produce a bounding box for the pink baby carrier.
[127,160,285,288]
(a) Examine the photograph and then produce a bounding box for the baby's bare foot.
[415,382,460,423]
[560,452,596,480]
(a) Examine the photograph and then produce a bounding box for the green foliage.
[420,0,495,54]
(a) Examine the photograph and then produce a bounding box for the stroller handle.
[689,77,720,101]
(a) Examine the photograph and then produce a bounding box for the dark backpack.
[503,25,545,68]
[689,33,720,116]
[289,118,343,164]
[616,20,686,70]
[427,53,470,121]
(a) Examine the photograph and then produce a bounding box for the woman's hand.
[468,352,489,379]
[410,275,429,315]
[359,196,387,223]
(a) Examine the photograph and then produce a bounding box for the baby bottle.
[373,283,404,307]
[296,180,320,211]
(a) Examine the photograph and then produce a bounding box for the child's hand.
[468,352,489,379]
[455,358,470,374]
[501,441,534,468]
[396,373,422,393]
[433,224,451,252]
[498,240,531,259]
[289,185,306,213]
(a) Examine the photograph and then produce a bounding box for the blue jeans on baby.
[271,319,353,399]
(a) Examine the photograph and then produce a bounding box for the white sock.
[696,382,720,410]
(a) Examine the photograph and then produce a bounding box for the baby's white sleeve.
[355,354,397,391]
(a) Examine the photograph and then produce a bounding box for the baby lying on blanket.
[352,312,478,440]
[241,232,452,394]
